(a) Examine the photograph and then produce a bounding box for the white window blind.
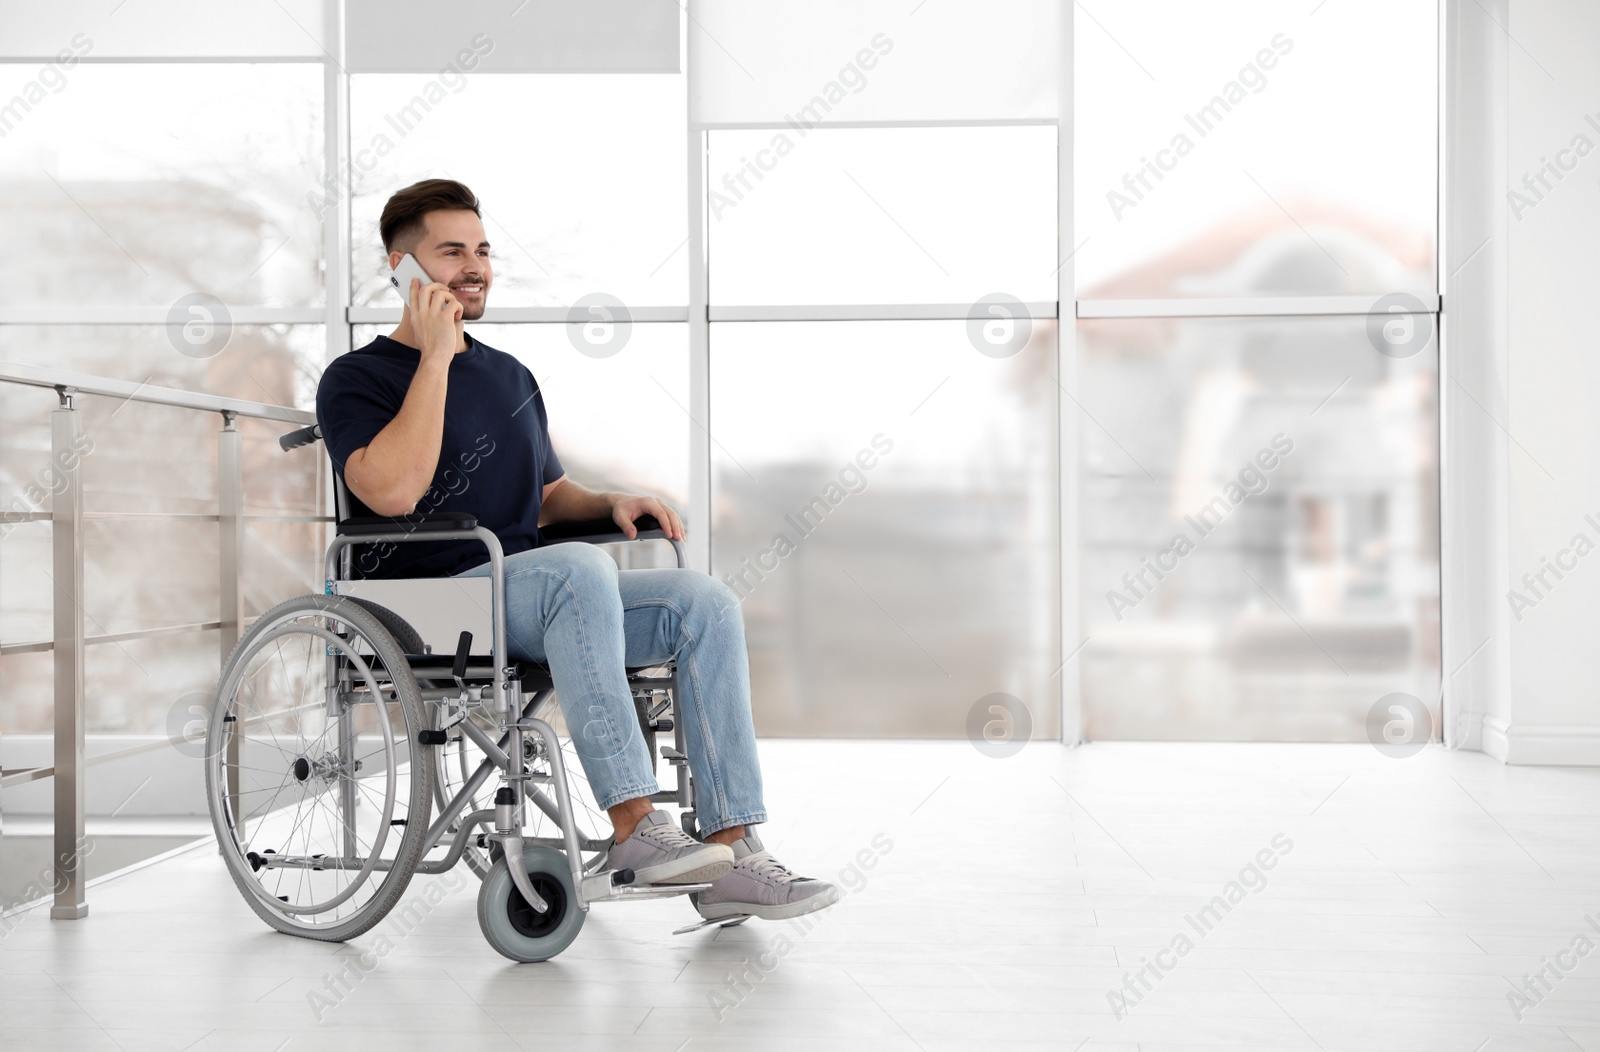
[688,0,1061,124]
[0,0,328,58]
[346,0,679,74]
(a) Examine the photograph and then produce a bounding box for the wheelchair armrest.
[337,511,479,537]
[540,513,663,546]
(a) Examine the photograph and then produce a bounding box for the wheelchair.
[203,422,727,962]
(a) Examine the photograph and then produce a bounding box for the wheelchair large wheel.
[205,594,434,942]
[477,845,585,962]
[433,695,613,881]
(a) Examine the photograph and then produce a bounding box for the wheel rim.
[507,872,567,939]
[208,603,425,931]
[479,846,585,962]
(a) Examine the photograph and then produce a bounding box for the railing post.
[218,411,243,830]
[219,410,243,657]
[50,386,87,920]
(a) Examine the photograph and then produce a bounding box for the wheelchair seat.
[398,655,665,694]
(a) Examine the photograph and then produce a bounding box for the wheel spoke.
[238,769,297,827]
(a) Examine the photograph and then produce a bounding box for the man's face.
[389,209,493,321]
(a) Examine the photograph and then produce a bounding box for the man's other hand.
[611,493,686,541]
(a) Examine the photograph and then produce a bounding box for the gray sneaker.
[607,810,734,886]
[691,832,840,922]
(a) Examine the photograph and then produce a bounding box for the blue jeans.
[453,542,766,836]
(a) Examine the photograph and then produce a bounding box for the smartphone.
[388,253,433,303]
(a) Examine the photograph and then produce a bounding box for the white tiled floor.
[5,739,1600,1051]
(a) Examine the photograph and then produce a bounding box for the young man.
[315,179,837,924]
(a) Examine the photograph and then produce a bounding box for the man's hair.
[379,179,482,254]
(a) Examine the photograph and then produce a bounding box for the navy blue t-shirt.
[315,332,564,579]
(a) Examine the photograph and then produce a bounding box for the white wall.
[1449,0,1600,763]
[1442,0,1509,757]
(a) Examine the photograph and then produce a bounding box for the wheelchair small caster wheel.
[478,845,584,962]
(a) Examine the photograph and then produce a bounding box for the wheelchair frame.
[320,522,701,914]
[209,423,719,958]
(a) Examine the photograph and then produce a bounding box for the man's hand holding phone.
[409,277,465,362]
[391,253,464,362]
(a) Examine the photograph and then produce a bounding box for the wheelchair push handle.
[279,423,322,452]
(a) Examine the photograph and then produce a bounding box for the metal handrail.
[0,363,321,920]
[2,511,332,526]
[0,361,315,425]
[2,619,237,657]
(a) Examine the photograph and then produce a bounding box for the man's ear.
[386,250,403,271]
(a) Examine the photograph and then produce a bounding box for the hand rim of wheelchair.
[222,620,396,916]
[205,595,433,938]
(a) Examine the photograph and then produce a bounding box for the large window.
[0,18,695,899]
[709,320,1059,738]
[0,63,326,394]
[0,53,329,910]
[708,126,1057,306]
[707,125,1062,740]
[349,73,687,309]
[0,1,1454,919]
[1074,0,1441,740]
[1074,0,1437,300]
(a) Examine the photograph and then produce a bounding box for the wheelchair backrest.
[333,577,494,656]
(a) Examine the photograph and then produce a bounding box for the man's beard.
[453,283,487,321]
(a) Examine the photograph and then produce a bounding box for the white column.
[686,2,712,577]
[1057,3,1082,745]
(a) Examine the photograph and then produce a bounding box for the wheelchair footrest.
[580,872,714,904]
[672,914,753,935]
